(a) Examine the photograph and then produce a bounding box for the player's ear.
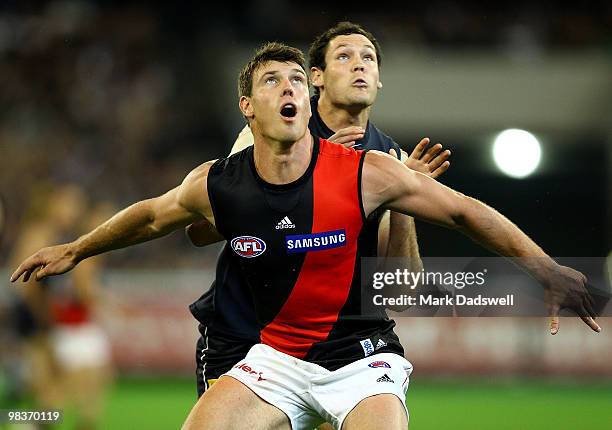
[239,96,254,119]
[377,81,383,89]
[310,67,324,92]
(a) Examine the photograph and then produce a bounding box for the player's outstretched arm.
[362,150,601,334]
[11,161,218,283]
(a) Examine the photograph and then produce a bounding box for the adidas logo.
[375,339,387,350]
[376,374,394,383]
[275,216,296,230]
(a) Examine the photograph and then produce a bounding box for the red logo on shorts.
[368,361,391,368]
[235,363,266,381]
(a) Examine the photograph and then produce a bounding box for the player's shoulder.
[365,122,398,152]
[188,159,218,180]
[175,160,220,213]
[179,158,225,195]
[363,149,396,165]
[209,146,253,175]
[362,149,406,181]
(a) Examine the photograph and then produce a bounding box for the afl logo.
[231,236,267,258]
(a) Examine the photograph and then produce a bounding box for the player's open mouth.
[352,78,367,88]
[280,103,297,119]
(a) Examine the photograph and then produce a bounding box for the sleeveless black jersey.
[206,138,402,368]
[189,96,402,369]
[308,95,400,155]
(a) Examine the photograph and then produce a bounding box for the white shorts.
[224,344,413,430]
[51,323,111,370]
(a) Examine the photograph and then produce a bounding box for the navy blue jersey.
[189,95,401,345]
[308,95,401,155]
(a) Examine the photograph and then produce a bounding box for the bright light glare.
[492,129,541,178]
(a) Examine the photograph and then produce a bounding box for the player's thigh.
[341,393,408,430]
[67,366,112,416]
[182,375,291,430]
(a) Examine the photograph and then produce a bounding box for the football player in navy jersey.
[186,22,451,402]
[12,43,600,430]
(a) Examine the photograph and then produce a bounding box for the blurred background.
[0,1,610,429]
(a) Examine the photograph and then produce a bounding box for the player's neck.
[317,94,370,131]
[253,133,314,185]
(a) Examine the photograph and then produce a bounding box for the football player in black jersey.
[186,23,451,407]
[12,43,600,430]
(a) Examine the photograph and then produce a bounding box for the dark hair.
[308,21,383,72]
[238,42,307,98]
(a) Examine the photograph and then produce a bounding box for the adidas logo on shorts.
[376,374,395,383]
[375,339,387,350]
[276,216,296,230]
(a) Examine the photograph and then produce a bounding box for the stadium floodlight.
[492,129,541,179]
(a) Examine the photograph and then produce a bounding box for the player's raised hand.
[10,243,77,283]
[404,137,451,179]
[544,265,601,335]
[328,126,365,148]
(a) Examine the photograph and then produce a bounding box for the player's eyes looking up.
[337,53,350,61]
[334,50,376,64]
[261,71,305,88]
[291,75,305,84]
[363,54,375,62]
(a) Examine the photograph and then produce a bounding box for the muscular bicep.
[363,151,464,229]
[149,161,217,234]
[389,173,465,228]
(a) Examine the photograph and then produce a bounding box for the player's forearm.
[455,196,558,281]
[386,212,423,272]
[71,199,176,262]
[381,212,424,311]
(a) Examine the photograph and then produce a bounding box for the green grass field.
[26,377,612,429]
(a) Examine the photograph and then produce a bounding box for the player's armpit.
[186,219,224,247]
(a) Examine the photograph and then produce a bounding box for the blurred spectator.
[7,184,113,429]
